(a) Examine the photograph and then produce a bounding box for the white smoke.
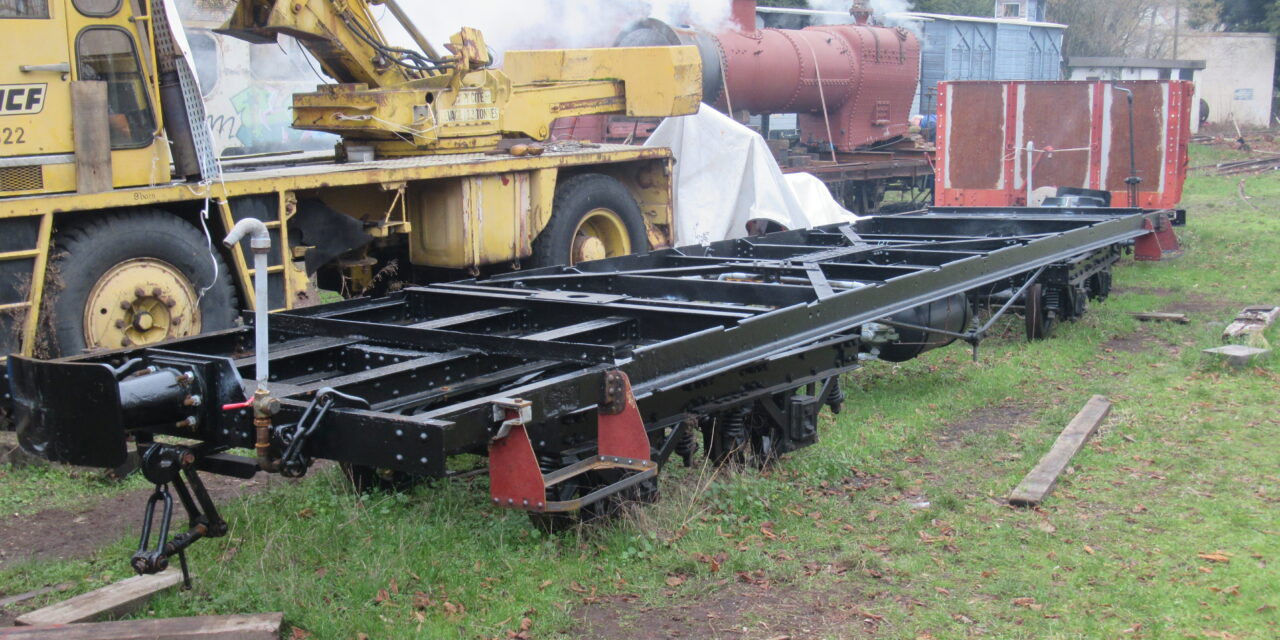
[808,0,918,29]
[378,1,735,63]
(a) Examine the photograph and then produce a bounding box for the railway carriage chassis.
[7,206,1178,580]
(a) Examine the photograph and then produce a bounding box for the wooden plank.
[15,570,183,626]
[0,583,74,609]
[1129,312,1189,324]
[1008,395,1112,508]
[1222,305,1280,342]
[70,81,112,195]
[0,613,282,639]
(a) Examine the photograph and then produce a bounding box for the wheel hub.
[132,312,155,332]
[572,236,608,263]
[570,208,631,265]
[84,258,201,349]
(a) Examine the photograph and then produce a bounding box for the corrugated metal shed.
[903,12,1065,115]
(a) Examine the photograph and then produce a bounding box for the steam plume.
[378,0,735,61]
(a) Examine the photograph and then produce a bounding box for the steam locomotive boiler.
[617,0,921,152]
[594,0,933,213]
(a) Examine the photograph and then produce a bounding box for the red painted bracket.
[1134,213,1182,261]
[597,371,651,462]
[487,370,654,513]
[488,400,546,511]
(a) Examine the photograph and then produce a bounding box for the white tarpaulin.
[644,104,860,246]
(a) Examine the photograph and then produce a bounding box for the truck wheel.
[47,209,237,355]
[529,173,648,268]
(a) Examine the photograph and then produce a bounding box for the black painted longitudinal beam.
[8,208,1168,480]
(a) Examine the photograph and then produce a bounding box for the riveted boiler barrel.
[616,10,921,151]
[713,26,859,115]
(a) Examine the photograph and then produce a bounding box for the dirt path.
[575,582,883,639]
[0,473,267,571]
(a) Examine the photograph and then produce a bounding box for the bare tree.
[1046,0,1165,59]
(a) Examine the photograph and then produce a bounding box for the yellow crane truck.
[0,0,701,357]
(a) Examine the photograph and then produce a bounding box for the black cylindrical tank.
[877,294,972,362]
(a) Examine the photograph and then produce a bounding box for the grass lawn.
[1,144,1277,639]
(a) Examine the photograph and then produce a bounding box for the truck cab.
[2,0,171,196]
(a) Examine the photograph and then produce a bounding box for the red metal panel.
[1002,83,1020,204]
[935,80,1192,209]
[1089,83,1105,190]
[935,83,949,200]
[1106,83,1165,206]
[937,83,1007,200]
[1022,84,1094,196]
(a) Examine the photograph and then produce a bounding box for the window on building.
[1158,68,1172,80]
[1179,68,1195,81]
[0,0,49,18]
[1002,2,1021,18]
[76,27,157,149]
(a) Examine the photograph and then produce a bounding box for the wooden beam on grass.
[1129,312,1189,324]
[1222,305,1279,342]
[1008,395,1112,508]
[15,570,183,626]
[0,613,283,639]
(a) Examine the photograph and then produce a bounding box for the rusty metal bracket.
[600,370,627,415]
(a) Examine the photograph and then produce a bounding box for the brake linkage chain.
[277,387,370,478]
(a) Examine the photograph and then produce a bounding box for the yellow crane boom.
[219,0,701,156]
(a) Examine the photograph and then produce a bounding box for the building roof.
[892,11,1066,29]
[753,7,1066,30]
[1068,57,1207,70]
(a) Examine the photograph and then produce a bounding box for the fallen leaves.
[1198,551,1233,564]
[693,552,727,573]
[1011,597,1042,610]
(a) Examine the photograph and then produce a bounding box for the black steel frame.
[10,208,1165,485]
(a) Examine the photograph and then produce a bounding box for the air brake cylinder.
[615,0,922,152]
